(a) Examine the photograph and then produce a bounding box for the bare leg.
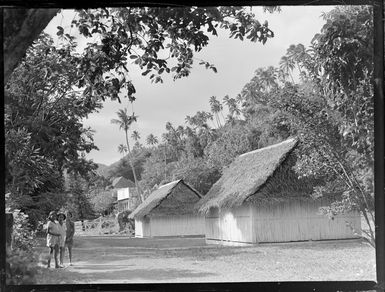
[62,245,66,264]
[54,245,59,268]
[47,247,53,268]
[59,247,64,266]
[68,246,72,265]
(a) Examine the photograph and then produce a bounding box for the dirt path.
[35,236,376,284]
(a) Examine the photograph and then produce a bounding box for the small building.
[129,179,205,238]
[197,138,361,245]
[112,176,136,212]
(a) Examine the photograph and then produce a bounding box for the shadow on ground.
[261,238,367,251]
[34,235,374,284]
[37,265,217,284]
[77,267,215,282]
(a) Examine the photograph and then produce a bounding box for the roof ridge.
[180,180,202,198]
[158,179,181,189]
[239,137,297,158]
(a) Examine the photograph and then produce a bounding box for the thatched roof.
[197,137,318,213]
[129,179,202,219]
[112,176,135,189]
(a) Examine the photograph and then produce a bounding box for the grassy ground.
[34,236,376,284]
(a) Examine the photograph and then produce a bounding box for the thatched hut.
[197,138,361,245]
[129,179,205,237]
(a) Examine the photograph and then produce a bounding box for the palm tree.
[131,131,142,152]
[131,130,141,142]
[255,67,278,91]
[146,134,158,147]
[176,125,185,141]
[185,115,197,128]
[225,114,236,125]
[277,68,288,84]
[209,96,223,128]
[294,44,308,63]
[302,44,319,79]
[147,133,166,179]
[223,95,231,108]
[111,108,143,202]
[223,95,241,118]
[279,55,295,83]
[117,143,127,158]
[133,141,143,151]
[285,43,310,80]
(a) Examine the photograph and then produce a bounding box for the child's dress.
[57,222,67,248]
[46,220,59,247]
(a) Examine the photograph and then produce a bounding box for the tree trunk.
[296,63,303,80]
[289,71,295,84]
[214,113,221,128]
[219,111,225,127]
[125,130,143,202]
[3,8,60,86]
[163,145,167,181]
[6,213,14,249]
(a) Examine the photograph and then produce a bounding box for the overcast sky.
[44,6,334,165]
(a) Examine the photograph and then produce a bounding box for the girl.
[57,213,67,267]
[46,211,60,268]
[65,211,75,265]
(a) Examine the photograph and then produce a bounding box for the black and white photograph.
[4,4,380,287]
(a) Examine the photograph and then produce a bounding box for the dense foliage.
[6,6,273,227]
[108,6,374,246]
[63,7,274,102]
[5,209,39,284]
[90,189,116,216]
[5,34,99,227]
[5,8,376,286]
[4,6,278,284]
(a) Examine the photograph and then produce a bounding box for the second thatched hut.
[129,179,205,237]
[197,138,361,245]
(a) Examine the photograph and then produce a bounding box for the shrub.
[117,210,135,234]
[6,247,38,285]
[11,209,37,251]
[5,208,39,284]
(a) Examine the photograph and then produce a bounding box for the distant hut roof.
[112,176,135,189]
[129,179,202,219]
[197,137,321,213]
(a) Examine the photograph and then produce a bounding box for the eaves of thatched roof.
[112,176,135,189]
[197,138,304,214]
[129,179,202,219]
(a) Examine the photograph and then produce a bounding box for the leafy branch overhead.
[54,7,274,103]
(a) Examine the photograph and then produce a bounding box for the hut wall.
[205,206,253,245]
[134,217,151,238]
[251,200,361,243]
[117,187,130,201]
[148,215,205,237]
[117,198,129,212]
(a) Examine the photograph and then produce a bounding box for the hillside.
[95,163,110,178]
[95,157,127,179]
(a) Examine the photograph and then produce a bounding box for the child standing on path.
[65,211,75,266]
[57,213,67,268]
[46,211,60,268]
